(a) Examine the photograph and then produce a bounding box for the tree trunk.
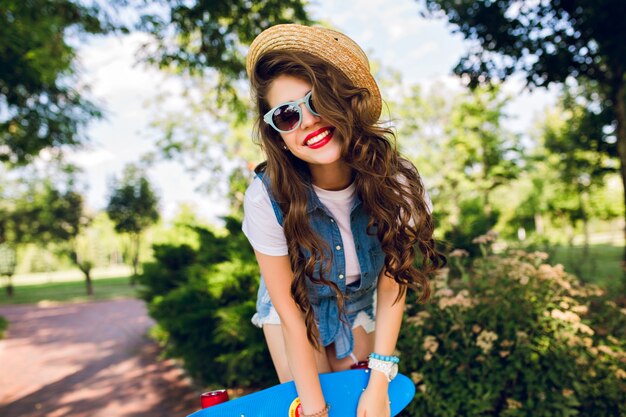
[566,223,582,277]
[4,275,14,297]
[534,212,544,235]
[85,272,93,296]
[71,247,94,296]
[580,189,590,260]
[79,264,93,296]
[130,233,141,285]
[483,188,493,227]
[612,77,626,288]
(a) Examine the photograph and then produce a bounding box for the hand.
[356,383,391,417]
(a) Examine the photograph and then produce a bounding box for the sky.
[71,0,557,224]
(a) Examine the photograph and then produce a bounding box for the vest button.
[330,218,335,222]
[335,245,342,251]
[339,274,344,279]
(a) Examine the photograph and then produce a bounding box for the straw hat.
[246,24,382,123]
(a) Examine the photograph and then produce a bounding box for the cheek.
[281,132,298,147]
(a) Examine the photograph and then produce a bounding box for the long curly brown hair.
[249,50,446,349]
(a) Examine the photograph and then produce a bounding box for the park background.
[1,1,625,416]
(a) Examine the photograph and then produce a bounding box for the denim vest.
[256,172,385,359]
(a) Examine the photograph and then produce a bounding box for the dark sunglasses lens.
[307,94,318,114]
[272,104,300,131]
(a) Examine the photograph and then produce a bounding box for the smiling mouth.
[305,127,335,148]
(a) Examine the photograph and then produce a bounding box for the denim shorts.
[251,278,376,334]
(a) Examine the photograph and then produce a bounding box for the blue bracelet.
[369,352,400,363]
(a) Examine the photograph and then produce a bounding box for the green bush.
[443,197,500,257]
[139,218,276,389]
[398,235,626,417]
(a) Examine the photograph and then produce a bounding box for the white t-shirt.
[242,177,362,284]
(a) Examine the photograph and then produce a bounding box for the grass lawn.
[0,276,141,305]
[547,243,625,295]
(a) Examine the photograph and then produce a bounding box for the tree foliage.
[145,74,261,197]
[543,83,618,183]
[138,0,313,195]
[106,164,160,279]
[537,84,620,262]
[420,0,626,263]
[445,86,521,206]
[0,162,87,246]
[0,161,94,293]
[106,164,160,235]
[390,80,519,252]
[0,0,122,164]
[136,0,311,79]
[422,0,626,89]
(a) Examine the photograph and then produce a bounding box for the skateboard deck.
[188,369,415,417]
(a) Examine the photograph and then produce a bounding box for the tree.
[421,0,626,260]
[543,84,617,242]
[390,79,520,252]
[135,0,311,108]
[37,184,95,294]
[1,0,124,293]
[145,74,262,198]
[1,162,94,294]
[0,243,17,297]
[445,86,522,217]
[0,0,123,165]
[137,1,313,198]
[106,164,160,282]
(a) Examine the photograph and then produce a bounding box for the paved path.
[0,299,200,417]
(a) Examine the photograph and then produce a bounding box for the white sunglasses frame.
[263,91,320,133]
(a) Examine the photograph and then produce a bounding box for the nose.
[299,103,319,130]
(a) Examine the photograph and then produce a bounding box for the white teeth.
[306,129,330,146]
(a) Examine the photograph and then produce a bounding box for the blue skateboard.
[188,369,415,417]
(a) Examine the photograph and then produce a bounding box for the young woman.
[242,24,446,417]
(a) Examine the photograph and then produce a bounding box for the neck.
[309,162,353,191]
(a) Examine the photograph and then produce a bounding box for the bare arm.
[357,270,406,417]
[254,250,327,415]
[372,270,406,382]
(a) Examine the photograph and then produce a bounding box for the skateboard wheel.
[200,389,229,408]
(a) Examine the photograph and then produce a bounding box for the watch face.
[389,363,398,380]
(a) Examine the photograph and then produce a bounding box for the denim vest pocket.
[361,245,384,287]
[301,246,335,302]
[306,279,335,301]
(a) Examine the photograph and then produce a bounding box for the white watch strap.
[368,357,394,381]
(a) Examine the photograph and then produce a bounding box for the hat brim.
[247,24,382,123]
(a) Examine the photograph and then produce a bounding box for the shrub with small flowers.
[398,232,626,417]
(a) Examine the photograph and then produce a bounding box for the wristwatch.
[367,357,398,382]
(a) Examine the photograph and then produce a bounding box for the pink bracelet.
[300,403,330,417]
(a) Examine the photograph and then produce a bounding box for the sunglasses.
[263,91,320,133]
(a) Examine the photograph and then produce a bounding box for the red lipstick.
[304,127,335,149]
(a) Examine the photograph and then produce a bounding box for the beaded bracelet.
[369,352,400,363]
[300,403,330,417]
